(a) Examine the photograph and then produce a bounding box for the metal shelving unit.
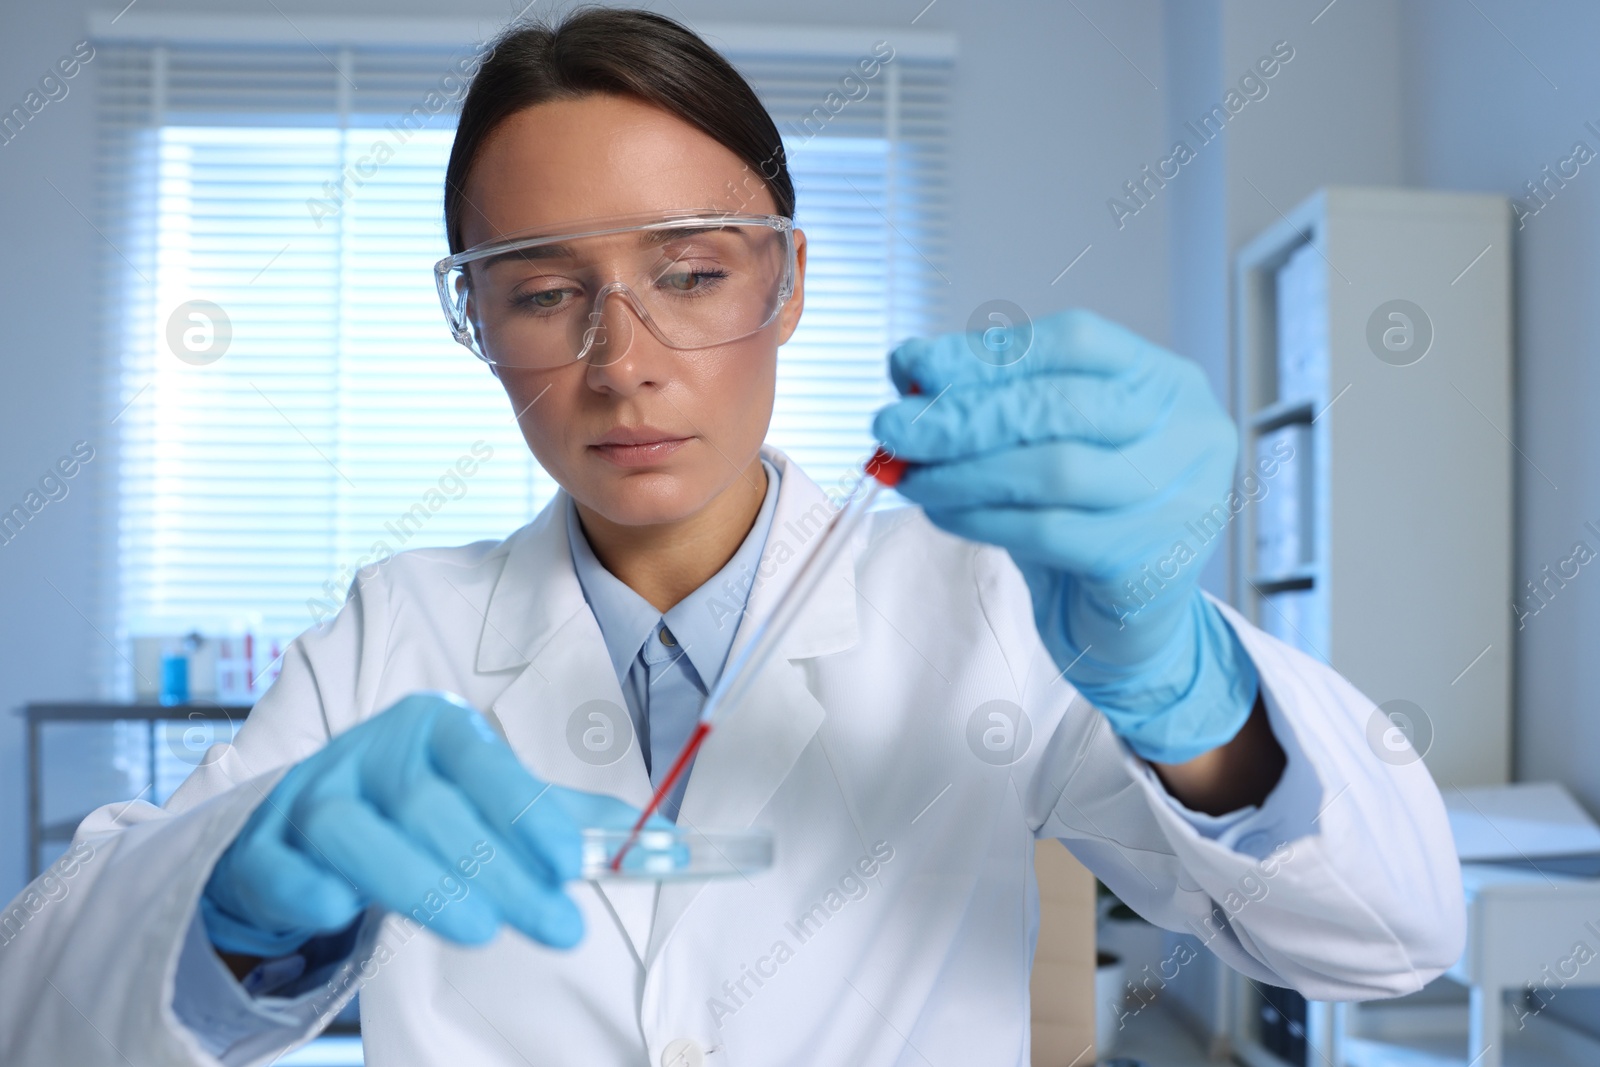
[23,701,248,879]
[21,701,364,1050]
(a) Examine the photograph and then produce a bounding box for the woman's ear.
[775,227,806,346]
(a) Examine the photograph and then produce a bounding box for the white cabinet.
[1224,188,1515,1067]
[1232,186,1514,790]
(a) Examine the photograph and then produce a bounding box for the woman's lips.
[590,437,691,467]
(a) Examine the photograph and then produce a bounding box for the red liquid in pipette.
[607,447,908,873]
[608,721,712,872]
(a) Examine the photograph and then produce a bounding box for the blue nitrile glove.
[872,308,1259,765]
[202,691,665,957]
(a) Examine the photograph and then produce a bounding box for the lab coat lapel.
[646,447,862,966]
[476,494,657,963]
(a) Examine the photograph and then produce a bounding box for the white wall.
[1162,0,1406,597]
[1400,0,1600,1037]
[0,0,112,899]
[1401,0,1600,821]
[0,0,1173,898]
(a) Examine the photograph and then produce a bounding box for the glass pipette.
[608,446,909,871]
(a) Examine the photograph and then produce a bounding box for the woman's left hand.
[871,307,1259,765]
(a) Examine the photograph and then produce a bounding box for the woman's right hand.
[201,691,650,957]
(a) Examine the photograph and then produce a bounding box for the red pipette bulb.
[863,379,917,488]
[865,447,908,487]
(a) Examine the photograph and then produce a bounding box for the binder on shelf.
[1259,586,1328,662]
[1274,241,1327,405]
[1253,423,1312,579]
[1255,982,1309,1066]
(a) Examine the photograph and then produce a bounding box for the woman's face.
[457,93,806,528]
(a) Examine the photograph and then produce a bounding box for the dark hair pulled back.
[444,5,795,253]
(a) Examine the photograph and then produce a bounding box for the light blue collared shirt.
[565,458,781,819]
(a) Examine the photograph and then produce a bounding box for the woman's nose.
[583,287,665,390]
[581,295,635,367]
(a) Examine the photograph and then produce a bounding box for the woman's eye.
[513,286,570,310]
[659,268,730,293]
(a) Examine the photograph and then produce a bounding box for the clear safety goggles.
[433,210,797,369]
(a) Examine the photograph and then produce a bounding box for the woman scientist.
[0,8,1463,1066]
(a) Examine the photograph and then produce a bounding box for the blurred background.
[3,0,1600,1064]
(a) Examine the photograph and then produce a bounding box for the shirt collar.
[565,457,782,689]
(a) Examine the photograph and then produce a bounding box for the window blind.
[95,26,952,694]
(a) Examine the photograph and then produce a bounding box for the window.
[95,21,952,696]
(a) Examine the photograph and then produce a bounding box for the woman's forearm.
[1149,691,1286,816]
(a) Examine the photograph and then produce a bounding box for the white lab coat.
[0,444,1464,1067]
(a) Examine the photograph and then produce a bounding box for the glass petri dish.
[581,826,774,882]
